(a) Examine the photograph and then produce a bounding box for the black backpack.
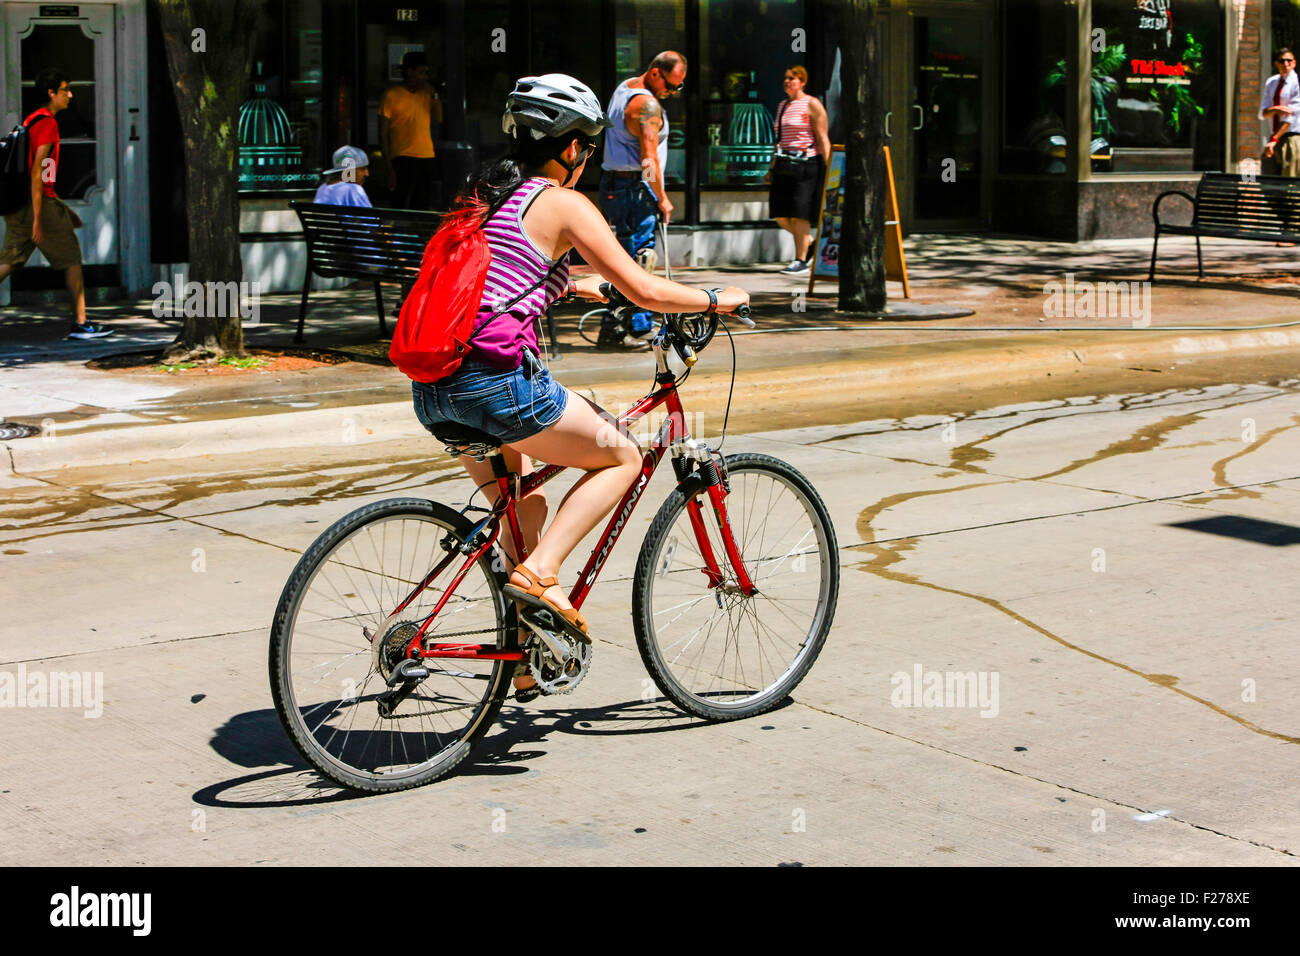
[0,113,50,216]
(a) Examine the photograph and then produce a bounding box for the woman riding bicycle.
[410,74,749,696]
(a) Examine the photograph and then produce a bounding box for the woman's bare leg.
[791,217,812,260]
[459,448,547,691]
[507,392,642,614]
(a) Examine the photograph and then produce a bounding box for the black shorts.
[769,156,825,222]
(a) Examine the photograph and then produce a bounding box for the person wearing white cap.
[314,146,373,208]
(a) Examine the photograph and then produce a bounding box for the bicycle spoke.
[638,458,837,717]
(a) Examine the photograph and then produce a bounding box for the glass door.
[906,8,991,229]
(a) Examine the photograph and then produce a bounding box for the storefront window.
[613,0,687,186]
[1000,0,1068,175]
[239,0,327,192]
[1089,0,1222,172]
[699,0,803,187]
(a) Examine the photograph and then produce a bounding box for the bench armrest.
[1152,190,1195,228]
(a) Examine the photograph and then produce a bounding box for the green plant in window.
[1150,33,1204,137]
[1045,43,1126,138]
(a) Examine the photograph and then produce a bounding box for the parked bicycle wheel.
[577,307,607,345]
[269,498,512,792]
[632,453,839,720]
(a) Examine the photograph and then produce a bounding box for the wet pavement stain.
[1034,412,1205,481]
[1182,413,1300,504]
[1,456,464,547]
[850,393,1300,745]
[852,544,1300,745]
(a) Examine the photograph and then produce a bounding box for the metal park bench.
[290,201,443,342]
[1149,172,1300,281]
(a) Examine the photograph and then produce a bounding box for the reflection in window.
[1001,0,1067,175]
[1090,0,1222,172]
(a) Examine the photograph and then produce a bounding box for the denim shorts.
[412,350,569,445]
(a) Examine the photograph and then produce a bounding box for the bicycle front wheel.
[269,498,512,793]
[632,453,839,721]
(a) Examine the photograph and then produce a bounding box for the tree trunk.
[835,0,887,313]
[155,0,259,360]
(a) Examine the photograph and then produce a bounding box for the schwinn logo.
[586,470,650,586]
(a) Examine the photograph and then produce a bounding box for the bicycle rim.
[578,308,606,345]
[270,500,510,791]
[635,455,838,719]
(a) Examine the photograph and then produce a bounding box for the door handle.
[912,105,924,130]
[884,111,892,137]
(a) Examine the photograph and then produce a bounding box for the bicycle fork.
[674,440,758,597]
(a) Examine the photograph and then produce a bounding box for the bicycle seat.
[431,422,501,460]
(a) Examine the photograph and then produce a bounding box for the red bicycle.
[269,291,840,792]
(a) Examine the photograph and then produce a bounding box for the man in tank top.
[598,52,686,345]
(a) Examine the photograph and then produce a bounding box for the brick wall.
[1236,0,1264,164]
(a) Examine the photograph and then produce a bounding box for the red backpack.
[388,186,561,383]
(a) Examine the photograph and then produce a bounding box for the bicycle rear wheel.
[269,498,512,793]
[632,453,839,720]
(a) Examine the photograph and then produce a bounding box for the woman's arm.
[548,188,748,313]
[810,97,831,162]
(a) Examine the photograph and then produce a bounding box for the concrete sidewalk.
[3,233,1299,472]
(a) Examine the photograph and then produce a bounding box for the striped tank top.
[471,177,570,369]
[776,96,815,153]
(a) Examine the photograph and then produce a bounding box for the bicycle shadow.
[193,695,792,808]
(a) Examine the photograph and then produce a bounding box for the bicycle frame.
[400,363,757,664]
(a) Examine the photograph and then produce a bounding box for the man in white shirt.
[1259,48,1300,176]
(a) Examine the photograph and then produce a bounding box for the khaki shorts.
[0,195,83,270]
[1262,135,1300,178]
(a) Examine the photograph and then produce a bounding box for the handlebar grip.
[733,305,755,329]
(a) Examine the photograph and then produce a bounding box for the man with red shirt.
[0,68,110,339]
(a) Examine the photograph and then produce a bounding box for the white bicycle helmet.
[503,74,611,141]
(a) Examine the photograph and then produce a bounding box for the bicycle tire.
[269,498,512,793]
[632,453,839,721]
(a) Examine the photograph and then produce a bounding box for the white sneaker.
[780,258,809,275]
[68,322,115,339]
[620,335,651,349]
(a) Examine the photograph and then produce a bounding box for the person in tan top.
[379,51,443,209]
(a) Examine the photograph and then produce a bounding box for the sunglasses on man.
[655,69,684,94]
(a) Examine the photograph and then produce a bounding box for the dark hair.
[401,51,429,72]
[35,67,69,102]
[453,129,592,219]
[1277,47,1294,62]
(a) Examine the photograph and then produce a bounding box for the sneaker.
[68,323,115,340]
[780,258,809,275]
[620,334,651,349]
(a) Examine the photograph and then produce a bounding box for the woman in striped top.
[768,65,831,275]
[411,74,749,694]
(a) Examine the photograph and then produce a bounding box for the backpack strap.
[775,99,789,145]
[470,256,566,341]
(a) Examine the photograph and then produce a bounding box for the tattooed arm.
[628,94,672,223]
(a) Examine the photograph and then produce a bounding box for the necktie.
[1274,77,1283,134]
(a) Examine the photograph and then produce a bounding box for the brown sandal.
[503,566,590,644]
